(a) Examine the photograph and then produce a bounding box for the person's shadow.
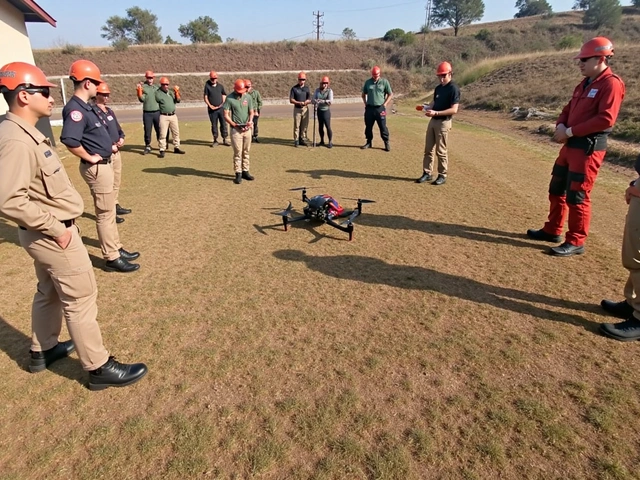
[142,166,235,181]
[119,144,147,155]
[286,168,411,182]
[0,314,85,385]
[357,214,545,250]
[273,250,603,331]
[0,217,20,246]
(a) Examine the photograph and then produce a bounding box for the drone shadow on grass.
[0,314,85,385]
[273,250,603,331]
[287,168,412,182]
[254,214,349,244]
[357,214,547,251]
[142,166,235,181]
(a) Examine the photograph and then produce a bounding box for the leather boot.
[142,146,151,155]
[159,150,165,158]
[119,248,140,261]
[526,229,561,243]
[600,317,640,342]
[384,142,391,152]
[29,340,75,373]
[549,242,585,257]
[174,147,185,154]
[416,172,432,184]
[242,171,254,181]
[116,216,124,224]
[601,299,634,319]
[360,142,372,149]
[89,356,148,391]
[433,174,446,185]
[116,204,131,215]
[234,173,242,184]
[105,257,140,273]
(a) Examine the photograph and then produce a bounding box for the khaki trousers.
[159,114,180,151]
[293,106,309,141]
[623,195,640,320]
[231,128,252,173]
[18,225,109,371]
[80,161,122,261]
[423,118,452,176]
[112,151,122,205]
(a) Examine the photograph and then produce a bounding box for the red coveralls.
[543,68,625,246]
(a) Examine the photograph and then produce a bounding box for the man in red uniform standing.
[527,37,625,256]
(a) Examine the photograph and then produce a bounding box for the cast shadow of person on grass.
[287,168,411,182]
[0,217,20,246]
[118,144,147,155]
[0,314,85,384]
[358,214,546,250]
[142,166,235,181]
[273,250,603,332]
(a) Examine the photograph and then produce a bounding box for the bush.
[383,28,406,42]
[61,43,82,54]
[557,34,582,49]
[113,39,130,52]
[399,33,416,46]
[475,29,493,41]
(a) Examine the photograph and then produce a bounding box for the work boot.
[116,204,131,215]
[601,299,634,319]
[159,150,165,159]
[234,173,242,184]
[212,139,219,147]
[142,146,151,155]
[89,356,148,391]
[174,147,185,154]
[416,172,432,184]
[299,139,307,147]
[116,216,124,224]
[118,248,140,261]
[433,174,446,186]
[242,171,255,181]
[318,140,325,147]
[253,136,260,143]
[105,257,140,273]
[327,142,333,149]
[223,138,230,146]
[29,340,75,373]
[600,316,640,342]
[384,142,391,152]
[360,142,372,150]
[548,242,585,257]
[526,229,562,243]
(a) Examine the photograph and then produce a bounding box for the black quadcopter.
[275,187,375,241]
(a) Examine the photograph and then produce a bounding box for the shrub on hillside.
[475,29,493,41]
[61,43,82,54]
[383,28,407,42]
[113,39,130,52]
[557,34,582,49]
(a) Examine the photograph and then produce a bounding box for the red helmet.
[321,76,330,83]
[244,79,252,88]
[209,70,217,79]
[145,70,154,78]
[96,83,111,95]
[371,66,381,77]
[234,79,246,93]
[574,37,614,59]
[69,60,102,83]
[159,77,170,85]
[436,61,452,75]
[0,62,56,91]
[298,71,307,80]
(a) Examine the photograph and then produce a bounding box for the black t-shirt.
[432,81,460,118]
[290,84,310,105]
[204,81,227,109]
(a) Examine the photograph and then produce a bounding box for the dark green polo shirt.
[155,89,178,114]
[362,78,392,106]
[140,83,160,111]
[224,92,253,125]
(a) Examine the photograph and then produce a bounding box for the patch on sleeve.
[44,150,52,158]
[70,110,83,122]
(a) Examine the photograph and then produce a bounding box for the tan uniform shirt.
[0,112,84,238]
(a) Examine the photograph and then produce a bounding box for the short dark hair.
[2,90,19,107]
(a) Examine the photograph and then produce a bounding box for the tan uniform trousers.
[18,225,109,371]
[112,151,122,206]
[158,114,180,151]
[293,106,309,141]
[80,161,122,261]
[231,128,252,173]
[623,195,640,320]
[423,118,452,176]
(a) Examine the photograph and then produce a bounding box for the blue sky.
[27,0,602,48]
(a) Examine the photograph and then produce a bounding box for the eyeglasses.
[321,82,328,84]
[299,79,306,81]
[579,57,596,63]
[24,87,51,98]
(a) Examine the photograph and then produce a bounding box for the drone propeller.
[341,209,360,226]
[274,202,293,217]
[343,197,376,204]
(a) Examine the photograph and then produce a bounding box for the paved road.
[51,103,368,124]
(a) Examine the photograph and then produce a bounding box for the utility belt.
[433,115,452,121]
[81,157,111,165]
[20,219,75,231]
[566,133,608,155]
[160,112,176,116]
[143,109,160,113]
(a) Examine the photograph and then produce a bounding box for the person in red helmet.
[289,71,311,147]
[223,79,255,184]
[155,76,185,158]
[416,61,460,186]
[313,75,334,148]
[0,61,147,390]
[136,70,161,155]
[361,65,393,151]
[527,37,626,257]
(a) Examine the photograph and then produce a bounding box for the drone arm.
[325,217,355,241]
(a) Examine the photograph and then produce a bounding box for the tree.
[633,0,640,6]
[583,0,621,28]
[101,7,162,45]
[341,27,357,40]
[514,0,553,18]
[572,0,592,10]
[164,36,180,45]
[178,16,222,43]
[383,28,407,42]
[431,0,485,36]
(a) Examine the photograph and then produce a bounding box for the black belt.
[566,133,608,154]
[433,116,451,120]
[143,110,160,113]
[81,157,111,165]
[161,112,175,116]
[366,105,384,108]
[19,219,75,231]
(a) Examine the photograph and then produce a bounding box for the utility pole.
[313,11,324,41]
[421,1,433,67]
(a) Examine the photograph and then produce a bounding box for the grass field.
[1,113,639,479]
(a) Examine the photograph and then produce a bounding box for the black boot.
[89,356,148,391]
[601,300,634,319]
[360,142,372,149]
[234,173,242,184]
[116,216,124,224]
[174,147,185,154]
[118,248,140,261]
[242,171,254,181]
[142,146,151,155]
[526,229,561,243]
[159,150,165,158]
[433,174,446,185]
[116,204,131,215]
[384,142,391,152]
[548,242,585,257]
[416,172,432,184]
[105,257,140,273]
[29,340,75,373]
[253,136,260,143]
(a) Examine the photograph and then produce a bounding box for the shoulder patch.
[70,111,83,122]
[44,150,52,158]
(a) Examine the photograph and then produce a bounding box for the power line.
[283,31,315,41]
[313,11,324,41]
[324,1,423,13]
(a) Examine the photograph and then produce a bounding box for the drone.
[275,187,375,241]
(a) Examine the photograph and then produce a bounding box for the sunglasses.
[579,57,596,63]
[321,82,328,84]
[161,83,169,86]
[24,87,51,98]
[437,74,449,78]
[299,79,306,81]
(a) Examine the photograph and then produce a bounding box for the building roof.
[7,0,56,27]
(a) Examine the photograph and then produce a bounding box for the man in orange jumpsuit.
[527,37,625,256]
